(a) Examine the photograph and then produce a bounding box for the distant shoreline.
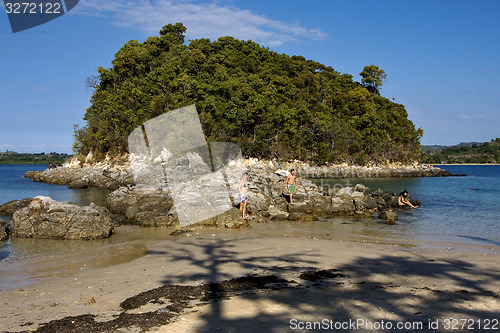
[433,163,499,166]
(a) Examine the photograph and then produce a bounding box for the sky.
[0,0,499,153]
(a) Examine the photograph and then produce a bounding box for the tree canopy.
[0,152,71,165]
[359,65,386,95]
[422,138,500,164]
[74,23,423,165]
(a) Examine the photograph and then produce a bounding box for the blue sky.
[1,0,499,153]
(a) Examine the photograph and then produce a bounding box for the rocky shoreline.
[23,158,452,190]
[0,158,433,241]
[24,159,134,190]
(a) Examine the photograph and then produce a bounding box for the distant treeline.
[422,138,500,164]
[74,23,422,165]
[0,152,72,165]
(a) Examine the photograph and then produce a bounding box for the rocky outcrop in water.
[24,158,452,191]
[19,157,437,231]
[0,197,33,217]
[24,160,134,190]
[104,156,409,229]
[266,159,452,178]
[379,209,399,224]
[107,185,250,229]
[0,220,8,241]
[108,186,175,227]
[11,196,114,240]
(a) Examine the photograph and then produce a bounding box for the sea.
[0,164,499,291]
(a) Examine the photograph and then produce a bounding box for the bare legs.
[240,201,247,219]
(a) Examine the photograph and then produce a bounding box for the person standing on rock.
[286,169,297,204]
[239,172,249,219]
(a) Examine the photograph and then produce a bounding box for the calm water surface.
[1,164,499,291]
[0,165,148,291]
[314,165,500,247]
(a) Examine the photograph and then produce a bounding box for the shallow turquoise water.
[0,164,499,291]
[314,165,500,247]
[0,164,110,207]
[1,164,499,248]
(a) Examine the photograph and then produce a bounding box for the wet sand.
[0,223,499,333]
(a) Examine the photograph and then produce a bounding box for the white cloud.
[457,113,493,121]
[73,0,327,46]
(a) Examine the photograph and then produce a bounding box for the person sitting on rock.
[398,190,419,209]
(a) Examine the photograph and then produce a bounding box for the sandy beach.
[0,224,499,333]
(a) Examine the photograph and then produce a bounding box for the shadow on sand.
[31,237,500,333]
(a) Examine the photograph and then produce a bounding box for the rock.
[193,208,249,229]
[24,171,38,179]
[0,220,8,241]
[379,210,398,224]
[107,187,136,214]
[376,197,387,207]
[298,214,317,222]
[307,196,332,214]
[246,192,271,213]
[275,169,290,177]
[270,214,288,221]
[169,228,194,236]
[0,198,34,217]
[11,196,114,240]
[335,187,354,197]
[24,162,134,190]
[287,212,300,221]
[353,198,366,212]
[108,186,175,227]
[354,184,367,193]
[108,184,247,229]
[109,213,127,226]
[384,194,399,207]
[331,197,355,214]
[68,179,89,189]
[350,191,364,199]
[362,196,379,210]
[287,202,310,213]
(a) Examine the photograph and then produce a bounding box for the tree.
[359,65,386,95]
[74,24,423,164]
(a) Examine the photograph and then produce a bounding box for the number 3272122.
[5,2,62,14]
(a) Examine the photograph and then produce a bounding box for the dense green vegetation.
[74,23,423,165]
[422,138,500,164]
[0,152,72,165]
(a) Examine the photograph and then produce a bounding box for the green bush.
[74,23,423,165]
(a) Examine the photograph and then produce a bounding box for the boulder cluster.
[10,196,114,240]
[1,158,429,241]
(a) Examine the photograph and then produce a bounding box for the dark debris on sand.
[27,275,295,333]
[299,268,345,282]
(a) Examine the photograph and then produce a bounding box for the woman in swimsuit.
[239,172,248,219]
[398,190,419,209]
